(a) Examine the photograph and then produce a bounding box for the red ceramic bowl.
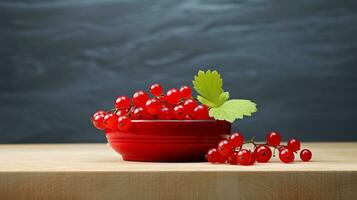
[105,120,231,162]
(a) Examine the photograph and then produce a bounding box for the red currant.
[103,113,118,129]
[115,96,130,109]
[218,140,233,157]
[254,145,272,163]
[157,107,174,120]
[166,88,181,105]
[266,131,281,146]
[249,153,256,165]
[300,149,312,162]
[131,107,149,120]
[279,148,294,163]
[229,132,244,147]
[184,114,192,120]
[192,105,209,120]
[237,149,253,165]
[173,105,186,120]
[92,112,106,130]
[206,148,226,163]
[132,91,149,107]
[150,83,163,96]
[145,98,161,115]
[227,152,239,165]
[182,99,197,114]
[92,110,106,119]
[115,109,128,117]
[179,86,192,99]
[287,138,301,152]
[117,115,133,131]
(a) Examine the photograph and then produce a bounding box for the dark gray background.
[1,0,357,143]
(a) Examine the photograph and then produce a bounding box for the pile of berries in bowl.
[92,83,231,161]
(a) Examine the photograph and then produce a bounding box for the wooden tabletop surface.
[1,143,356,200]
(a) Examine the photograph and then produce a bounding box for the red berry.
[227,152,239,165]
[117,115,133,131]
[150,83,163,96]
[206,148,226,163]
[237,149,253,165]
[157,107,174,120]
[92,110,106,119]
[103,113,118,129]
[92,111,106,130]
[229,132,244,147]
[173,105,186,120]
[192,105,209,120]
[300,149,312,162]
[249,153,256,165]
[218,140,233,157]
[254,145,272,163]
[183,99,198,114]
[279,148,294,163]
[266,131,281,146]
[115,109,128,117]
[115,96,131,109]
[287,138,301,152]
[166,89,181,105]
[145,98,161,115]
[131,107,149,120]
[132,91,149,107]
[179,86,192,99]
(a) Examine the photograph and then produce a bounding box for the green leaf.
[209,99,257,123]
[193,70,226,107]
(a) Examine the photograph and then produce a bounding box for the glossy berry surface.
[149,83,163,96]
[115,96,131,109]
[132,91,149,107]
[183,99,198,114]
[131,107,149,120]
[266,131,281,146]
[173,105,186,120]
[157,107,174,120]
[227,152,238,165]
[206,148,226,163]
[145,98,161,115]
[166,88,181,105]
[93,110,106,119]
[287,138,301,152]
[254,145,272,163]
[179,86,192,99]
[192,105,209,120]
[103,113,118,129]
[117,115,132,131]
[115,109,127,117]
[300,149,312,162]
[237,149,253,165]
[229,132,244,147]
[92,112,106,130]
[279,148,294,163]
[218,140,233,157]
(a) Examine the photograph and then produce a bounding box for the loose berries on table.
[266,131,281,146]
[206,148,226,163]
[206,131,312,165]
[300,149,312,162]
[279,148,294,163]
[287,138,301,152]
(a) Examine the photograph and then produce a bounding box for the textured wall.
[1,0,357,143]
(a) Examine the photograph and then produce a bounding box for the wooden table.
[0,143,356,200]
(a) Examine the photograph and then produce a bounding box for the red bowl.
[105,120,231,162]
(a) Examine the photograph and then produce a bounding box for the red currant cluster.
[206,131,312,165]
[91,84,211,132]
